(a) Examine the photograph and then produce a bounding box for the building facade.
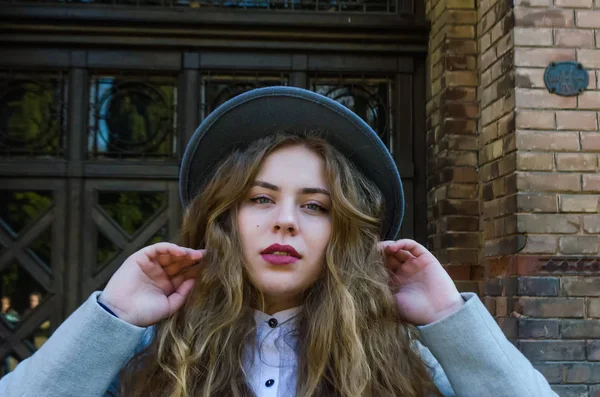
[0,0,599,395]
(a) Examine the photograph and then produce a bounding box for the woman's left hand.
[378,239,465,326]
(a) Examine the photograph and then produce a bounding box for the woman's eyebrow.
[253,180,330,197]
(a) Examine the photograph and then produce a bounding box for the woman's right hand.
[97,242,205,327]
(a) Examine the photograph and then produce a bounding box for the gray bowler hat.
[179,86,404,240]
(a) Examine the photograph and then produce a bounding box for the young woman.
[0,87,556,397]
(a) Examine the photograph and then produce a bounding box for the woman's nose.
[273,202,298,235]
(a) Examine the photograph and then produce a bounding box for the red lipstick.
[260,243,301,265]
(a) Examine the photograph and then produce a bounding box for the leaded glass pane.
[0,263,48,328]
[88,75,177,159]
[0,354,19,378]
[98,191,167,236]
[26,226,52,270]
[0,72,66,157]
[0,191,53,237]
[144,225,168,247]
[27,318,52,350]
[201,73,288,119]
[310,76,393,150]
[96,231,120,271]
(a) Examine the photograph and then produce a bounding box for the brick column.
[425,0,480,293]
[478,0,517,338]
[478,0,600,395]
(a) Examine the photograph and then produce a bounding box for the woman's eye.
[305,203,327,212]
[251,196,272,204]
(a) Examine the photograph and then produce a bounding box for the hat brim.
[180,86,404,240]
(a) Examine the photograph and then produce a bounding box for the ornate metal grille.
[0,183,66,376]
[0,71,67,158]
[94,190,167,273]
[88,73,178,159]
[0,0,398,13]
[200,72,288,120]
[310,75,394,152]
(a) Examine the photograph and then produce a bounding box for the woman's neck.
[260,296,299,315]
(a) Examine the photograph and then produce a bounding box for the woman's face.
[237,144,332,313]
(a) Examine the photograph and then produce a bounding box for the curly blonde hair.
[120,132,440,397]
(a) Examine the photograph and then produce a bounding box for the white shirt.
[245,307,303,397]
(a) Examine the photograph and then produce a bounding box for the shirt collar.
[253,306,302,328]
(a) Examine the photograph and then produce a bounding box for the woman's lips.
[261,254,299,265]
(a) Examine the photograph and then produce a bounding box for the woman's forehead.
[255,145,329,190]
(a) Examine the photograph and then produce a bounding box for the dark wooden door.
[0,1,428,374]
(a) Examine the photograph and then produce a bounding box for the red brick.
[590,298,600,318]
[562,320,600,339]
[559,194,599,212]
[587,341,600,361]
[564,363,595,383]
[576,10,600,28]
[516,193,558,212]
[517,172,581,192]
[561,278,600,297]
[516,130,580,151]
[513,27,553,46]
[522,236,558,254]
[520,319,560,339]
[583,215,600,233]
[555,0,593,6]
[481,94,515,126]
[533,363,563,383]
[515,109,555,129]
[515,68,546,89]
[517,152,554,171]
[521,341,585,361]
[577,49,600,69]
[578,92,600,109]
[555,29,594,48]
[446,0,475,8]
[515,297,584,317]
[515,0,552,7]
[556,153,598,171]
[516,88,577,109]
[447,10,477,24]
[447,25,476,39]
[518,214,580,233]
[556,110,598,130]
[515,8,575,28]
[444,71,478,87]
[583,174,600,191]
[514,0,550,5]
[514,48,576,68]
[581,132,600,152]
[559,236,599,254]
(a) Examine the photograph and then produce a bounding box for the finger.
[163,256,202,277]
[144,243,188,261]
[170,263,202,289]
[377,241,396,251]
[167,278,196,313]
[387,249,414,263]
[386,239,428,258]
[155,247,205,267]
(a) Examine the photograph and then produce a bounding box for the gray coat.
[0,292,557,397]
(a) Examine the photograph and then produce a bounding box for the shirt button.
[265,379,275,387]
[268,318,278,328]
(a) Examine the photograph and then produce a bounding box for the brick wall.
[509,1,600,395]
[425,0,481,293]
[427,0,600,394]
